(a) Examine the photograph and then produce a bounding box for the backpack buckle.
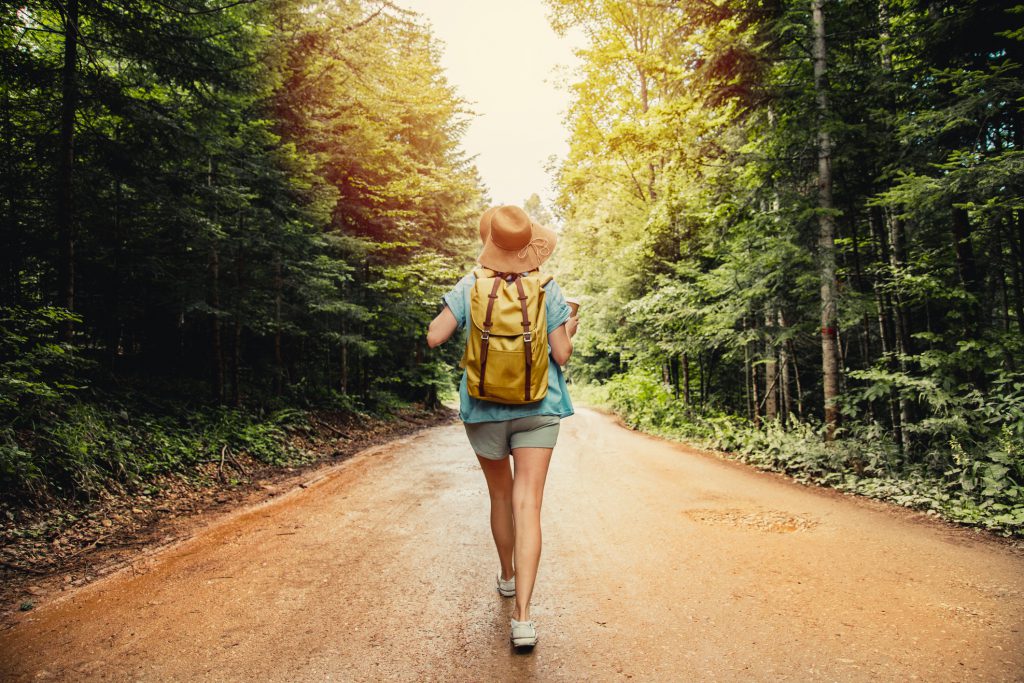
[523,331,532,343]
[481,331,490,341]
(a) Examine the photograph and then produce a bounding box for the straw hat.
[477,205,558,273]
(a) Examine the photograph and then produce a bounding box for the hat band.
[516,237,552,261]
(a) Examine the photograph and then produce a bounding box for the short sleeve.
[442,273,474,330]
[545,279,572,333]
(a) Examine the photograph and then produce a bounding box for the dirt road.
[2,408,1022,681]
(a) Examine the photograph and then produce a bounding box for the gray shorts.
[464,414,561,460]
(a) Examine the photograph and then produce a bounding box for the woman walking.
[426,205,578,650]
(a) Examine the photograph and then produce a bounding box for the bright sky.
[398,0,583,211]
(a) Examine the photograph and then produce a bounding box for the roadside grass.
[566,381,610,409]
[1,389,433,507]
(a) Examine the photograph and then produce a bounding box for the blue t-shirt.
[443,272,575,424]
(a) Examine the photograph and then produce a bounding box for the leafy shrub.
[0,400,312,503]
[0,306,88,421]
[0,429,42,492]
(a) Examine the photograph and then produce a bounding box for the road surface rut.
[2,409,1021,681]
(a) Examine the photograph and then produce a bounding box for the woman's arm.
[427,306,459,348]
[549,316,578,365]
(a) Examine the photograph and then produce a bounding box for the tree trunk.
[878,0,893,72]
[682,351,690,407]
[107,171,123,370]
[950,203,980,328]
[778,310,792,424]
[1,84,22,306]
[232,317,242,406]
[635,64,658,201]
[869,210,895,355]
[996,257,1011,334]
[1010,210,1024,334]
[750,353,761,428]
[876,0,913,448]
[207,155,224,403]
[851,218,873,371]
[1016,113,1024,329]
[670,354,679,399]
[812,0,841,439]
[836,322,848,394]
[339,318,349,395]
[707,350,718,412]
[861,313,875,421]
[887,212,913,453]
[764,310,778,422]
[788,338,804,420]
[274,257,284,395]
[210,246,224,403]
[887,212,912,356]
[56,0,80,340]
[231,244,243,407]
[698,352,707,413]
[869,207,904,444]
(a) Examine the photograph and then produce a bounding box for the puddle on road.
[683,508,819,533]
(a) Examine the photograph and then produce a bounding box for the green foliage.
[0,399,313,502]
[603,370,742,444]
[1,1,480,502]
[2,0,481,405]
[548,0,1024,533]
[0,430,41,494]
[0,307,88,418]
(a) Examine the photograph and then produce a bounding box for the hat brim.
[477,220,557,273]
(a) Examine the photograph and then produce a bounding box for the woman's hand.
[565,315,579,338]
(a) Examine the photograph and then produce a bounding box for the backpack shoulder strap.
[477,274,503,397]
[512,275,534,402]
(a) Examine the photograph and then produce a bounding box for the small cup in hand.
[566,297,580,318]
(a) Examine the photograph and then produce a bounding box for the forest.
[1,0,1022,536]
[547,0,1024,533]
[1,0,481,505]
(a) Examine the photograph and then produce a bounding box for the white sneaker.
[510,618,538,649]
[497,571,515,597]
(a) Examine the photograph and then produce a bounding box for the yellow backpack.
[461,268,553,404]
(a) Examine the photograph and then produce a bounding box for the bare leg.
[477,454,515,581]
[509,446,553,622]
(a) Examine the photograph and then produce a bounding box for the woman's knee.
[490,486,513,505]
[512,491,543,516]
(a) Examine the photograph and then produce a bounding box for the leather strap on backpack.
[478,274,503,397]
[513,275,533,402]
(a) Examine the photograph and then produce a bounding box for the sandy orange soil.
[2,408,1022,681]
